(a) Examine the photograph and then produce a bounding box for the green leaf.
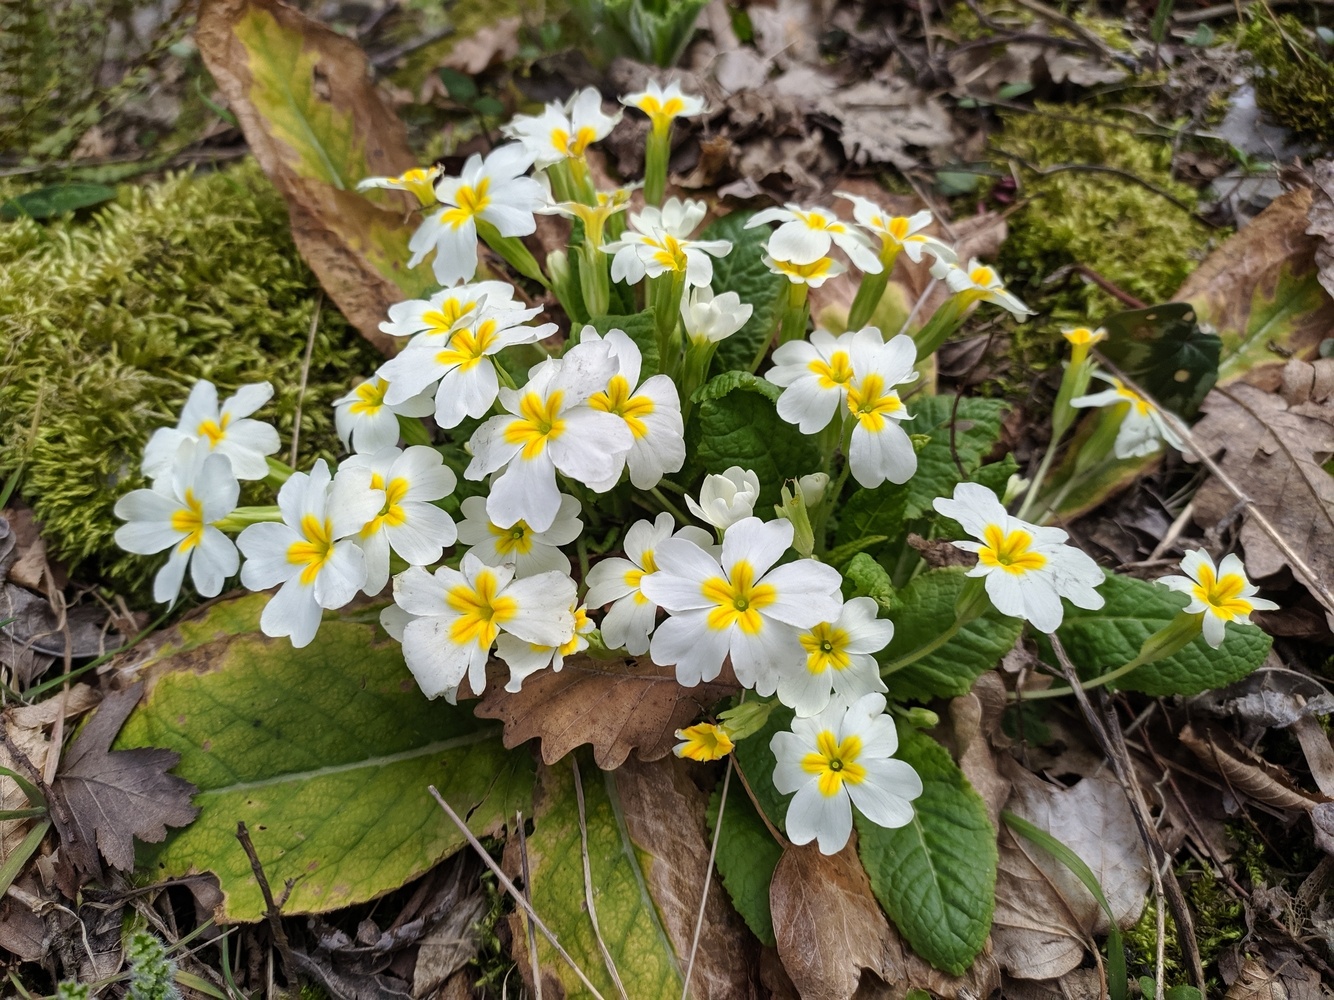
[707,783,781,947]
[732,704,797,833]
[691,369,781,404]
[701,212,785,374]
[836,484,908,553]
[0,183,116,221]
[880,568,1023,702]
[436,67,478,103]
[905,396,1007,519]
[517,759,683,999]
[842,552,897,610]
[970,454,1020,497]
[1048,573,1271,696]
[856,726,997,976]
[686,378,820,508]
[1099,303,1220,418]
[117,596,532,921]
[587,310,660,378]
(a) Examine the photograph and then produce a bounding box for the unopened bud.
[717,698,778,741]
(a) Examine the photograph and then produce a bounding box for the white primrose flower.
[1070,372,1184,459]
[584,513,715,656]
[640,516,843,691]
[340,446,459,595]
[392,554,576,702]
[833,194,956,265]
[845,330,920,488]
[377,305,558,429]
[456,493,582,578]
[495,604,596,691]
[501,87,621,168]
[579,326,685,490]
[745,204,881,273]
[681,286,753,345]
[603,198,732,288]
[686,466,761,531]
[777,597,893,718]
[1157,549,1278,648]
[411,144,544,286]
[379,282,523,348]
[333,377,434,456]
[114,440,240,604]
[142,380,280,481]
[466,340,633,533]
[763,254,846,288]
[237,460,385,648]
[771,693,923,854]
[356,165,443,207]
[620,80,708,130]
[929,257,1032,318]
[933,482,1105,633]
[766,327,857,434]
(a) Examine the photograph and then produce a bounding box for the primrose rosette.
[112,82,1279,975]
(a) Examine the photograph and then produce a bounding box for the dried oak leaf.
[475,654,737,769]
[1186,379,1334,587]
[196,0,431,353]
[1307,160,1334,300]
[49,683,198,876]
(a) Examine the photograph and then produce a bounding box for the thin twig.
[731,758,789,849]
[571,760,629,1000]
[516,811,543,1000]
[680,758,733,1000]
[288,293,323,467]
[427,786,609,1000]
[235,822,296,978]
[1007,0,1126,61]
[1147,499,1195,562]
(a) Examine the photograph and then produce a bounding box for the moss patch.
[0,161,382,600]
[1239,12,1334,146]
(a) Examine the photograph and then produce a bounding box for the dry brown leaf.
[48,683,198,876]
[1186,380,1334,585]
[1178,723,1319,814]
[474,653,738,768]
[1307,160,1334,301]
[441,17,521,75]
[993,761,1151,981]
[197,0,431,354]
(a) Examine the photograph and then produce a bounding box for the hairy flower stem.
[846,245,900,330]
[644,126,670,206]
[777,283,810,345]
[213,506,283,532]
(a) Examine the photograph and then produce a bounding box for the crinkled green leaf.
[836,483,909,553]
[0,183,116,221]
[707,783,781,947]
[1100,303,1220,418]
[702,212,784,374]
[842,552,897,611]
[856,726,997,976]
[691,369,781,404]
[1049,572,1271,696]
[880,568,1023,702]
[905,396,1007,518]
[118,596,531,921]
[588,310,659,378]
[970,454,1020,498]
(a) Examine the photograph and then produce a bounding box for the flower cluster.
[113,78,1278,858]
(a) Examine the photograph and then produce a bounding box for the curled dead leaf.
[1178,722,1319,815]
[1307,160,1334,301]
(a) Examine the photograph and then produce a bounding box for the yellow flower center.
[362,475,409,536]
[649,233,689,272]
[1062,327,1105,347]
[488,519,535,556]
[794,210,846,234]
[676,722,734,762]
[969,266,996,287]
[551,125,599,157]
[799,622,852,675]
[846,373,903,432]
[397,167,439,206]
[287,513,336,586]
[1191,565,1253,620]
[503,390,567,460]
[197,413,232,446]
[557,607,591,656]
[446,568,519,649]
[421,299,476,338]
[441,177,491,229]
[588,374,655,438]
[802,730,867,797]
[772,257,835,281]
[887,216,911,242]
[170,489,206,552]
[977,524,1047,575]
[701,560,777,634]
[349,378,388,415]
[435,318,499,372]
[1113,380,1153,416]
[625,548,657,605]
[636,94,686,130]
[808,350,854,390]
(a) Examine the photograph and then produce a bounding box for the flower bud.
[717,698,779,741]
[687,466,760,531]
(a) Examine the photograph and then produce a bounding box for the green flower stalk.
[476,219,549,289]
[838,197,955,331]
[541,193,632,319]
[621,81,708,206]
[915,257,1033,357]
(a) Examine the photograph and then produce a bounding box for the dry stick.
[680,757,734,1000]
[516,811,543,1000]
[571,760,630,1000]
[427,786,609,1000]
[235,822,296,978]
[1098,361,1334,618]
[1047,635,1207,993]
[1147,499,1196,562]
[288,293,323,467]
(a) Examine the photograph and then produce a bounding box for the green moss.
[1239,12,1334,145]
[0,161,382,601]
[993,107,1217,359]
